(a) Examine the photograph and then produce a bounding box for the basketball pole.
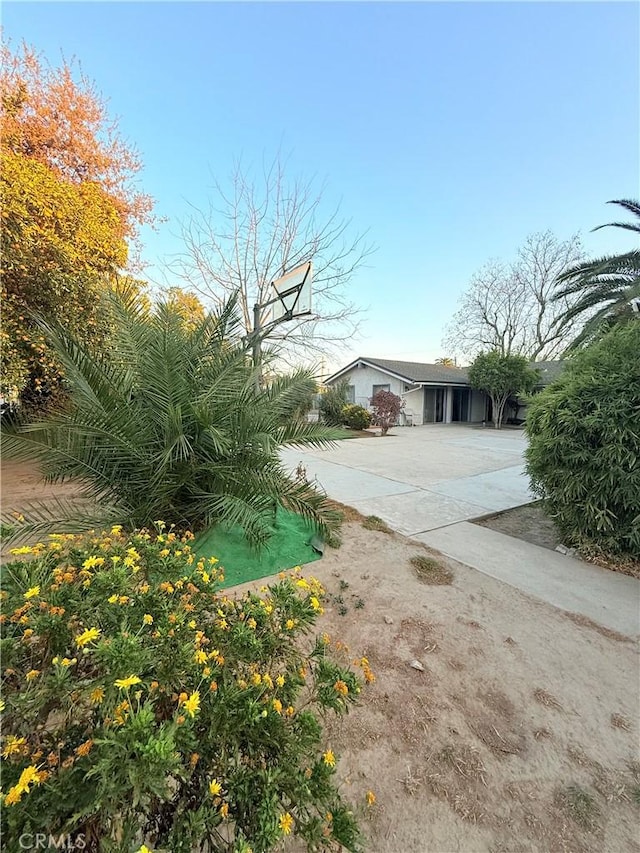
[252,301,262,394]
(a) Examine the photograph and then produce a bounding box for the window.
[346,385,355,404]
[372,384,390,397]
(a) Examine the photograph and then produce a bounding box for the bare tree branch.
[443,232,584,362]
[165,154,375,362]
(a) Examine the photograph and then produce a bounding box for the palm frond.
[2,291,340,546]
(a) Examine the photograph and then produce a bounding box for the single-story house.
[324,357,486,426]
[324,356,565,426]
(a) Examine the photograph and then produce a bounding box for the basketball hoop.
[251,261,314,392]
[270,262,313,322]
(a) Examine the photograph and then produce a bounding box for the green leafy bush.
[319,381,349,426]
[0,527,368,851]
[525,322,640,557]
[340,404,371,431]
[1,296,339,547]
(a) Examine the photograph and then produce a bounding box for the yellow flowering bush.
[1,527,364,852]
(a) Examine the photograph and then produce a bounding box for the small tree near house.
[468,351,539,429]
[370,389,404,435]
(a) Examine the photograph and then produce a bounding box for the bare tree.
[443,231,585,362]
[168,155,375,362]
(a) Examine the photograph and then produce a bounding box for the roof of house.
[326,357,470,386]
[532,360,566,385]
[327,356,567,389]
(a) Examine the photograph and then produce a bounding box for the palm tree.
[2,292,340,546]
[435,357,456,367]
[554,199,640,350]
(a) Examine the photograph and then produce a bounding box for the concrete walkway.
[417,522,640,637]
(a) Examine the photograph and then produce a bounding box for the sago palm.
[554,199,640,350]
[2,293,340,546]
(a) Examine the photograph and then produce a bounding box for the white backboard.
[270,261,313,321]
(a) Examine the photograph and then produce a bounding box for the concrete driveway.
[282,424,639,638]
[282,424,533,537]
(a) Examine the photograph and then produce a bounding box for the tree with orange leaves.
[1,40,153,408]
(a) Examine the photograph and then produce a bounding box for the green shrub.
[525,322,640,557]
[319,381,349,426]
[0,527,367,851]
[341,404,371,431]
[1,297,339,547]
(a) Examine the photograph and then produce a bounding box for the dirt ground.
[295,524,640,853]
[2,463,639,852]
[475,503,561,552]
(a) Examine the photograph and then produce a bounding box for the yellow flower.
[90,686,105,704]
[2,735,26,758]
[114,675,141,689]
[251,672,262,686]
[279,812,294,835]
[82,556,105,569]
[108,594,118,604]
[10,546,34,556]
[23,585,40,600]
[136,846,153,853]
[123,556,136,568]
[366,790,376,806]
[110,525,123,535]
[334,680,348,697]
[159,549,170,558]
[111,556,121,564]
[220,802,229,819]
[309,596,322,612]
[263,673,273,689]
[194,650,208,665]
[26,669,40,681]
[276,674,285,688]
[272,698,283,714]
[61,658,77,667]
[286,705,295,717]
[183,691,200,718]
[142,614,153,625]
[15,764,40,794]
[285,619,295,631]
[209,778,222,797]
[154,520,166,530]
[76,626,101,647]
[323,749,336,767]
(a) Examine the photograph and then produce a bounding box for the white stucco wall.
[333,366,407,408]
[401,386,424,425]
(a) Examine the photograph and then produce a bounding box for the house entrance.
[423,387,445,423]
[451,387,470,422]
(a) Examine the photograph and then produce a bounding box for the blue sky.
[5,1,639,369]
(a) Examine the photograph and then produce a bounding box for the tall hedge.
[525,321,640,557]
